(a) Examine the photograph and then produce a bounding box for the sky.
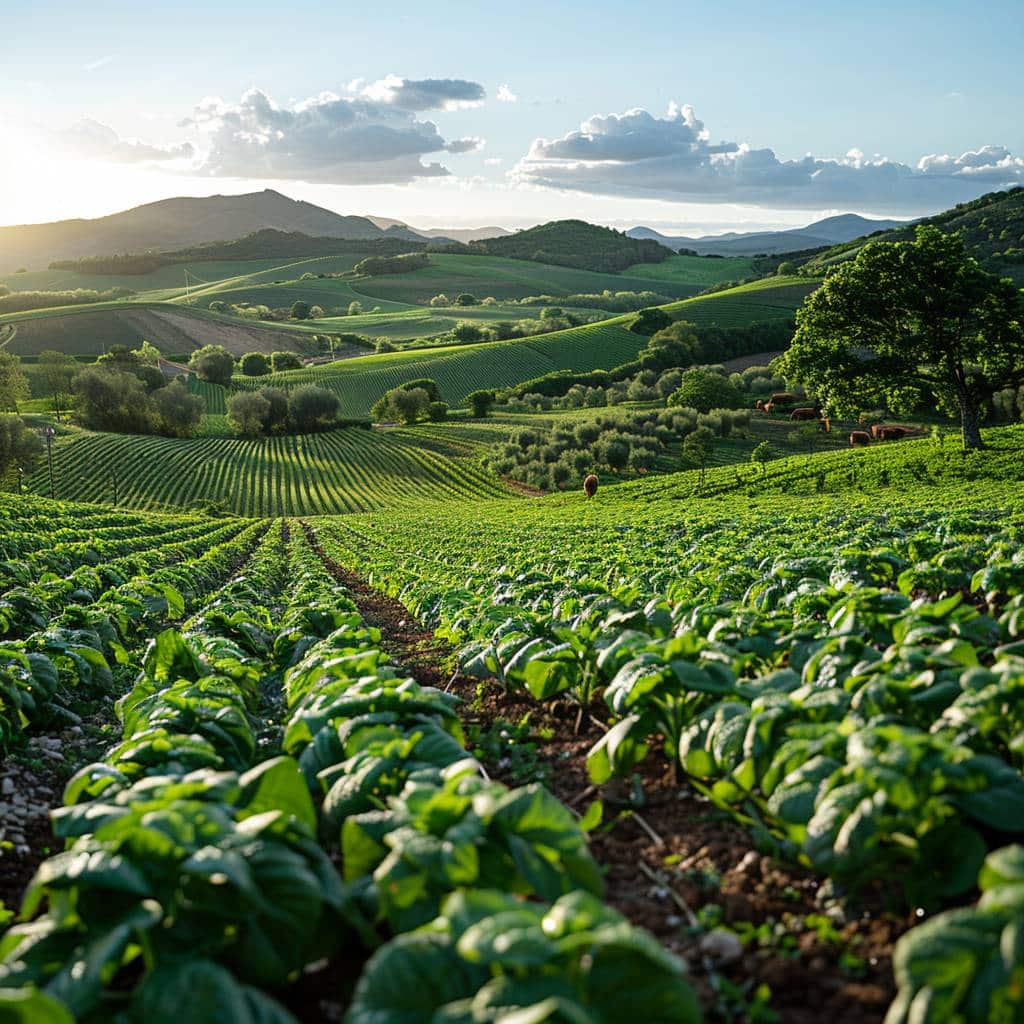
[1,0,1022,234]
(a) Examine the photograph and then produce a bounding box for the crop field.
[2,426,1024,1022]
[1,302,317,358]
[662,275,820,326]
[23,425,510,514]
[234,319,649,415]
[342,252,707,304]
[620,252,757,286]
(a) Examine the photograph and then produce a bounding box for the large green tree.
[189,345,235,387]
[780,226,1024,450]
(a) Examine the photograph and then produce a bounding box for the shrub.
[288,385,341,432]
[270,351,302,373]
[188,345,235,386]
[427,401,448,422]
[227,391,271,438]
[668,368,744,413]
[239,352,271,377]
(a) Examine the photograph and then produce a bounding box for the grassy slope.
[621,253,756,287]
[26,426,511,516]
[233,277,817,416]
[341,253,704,304]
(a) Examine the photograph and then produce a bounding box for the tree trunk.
[960,401,984,450]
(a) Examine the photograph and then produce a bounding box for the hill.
[629,213,904,255]
[0,189,400,271]
[463,220,673,272]
[803,186,1024,280]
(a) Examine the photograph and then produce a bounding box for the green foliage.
[353,252,430,276]
[668,368,745,413]
[467,389,495,418]
[152,379,205,438]
[227,391,271,438]
[289,300,311,320]
[269,351,302,373]
[0,416,43,488]
[238,352,270,377]
[783,227,1024,448]
[0,354,31,413]
[0,288,135,314]
[460,219,673,273]
[287,385,340,432]
[188,345,235,387]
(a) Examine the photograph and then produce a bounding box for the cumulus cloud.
[53,118,194,163]
[190,87,476,184]
[497,84,518,103]
[514,103,1024,213]
[359,74,485,111]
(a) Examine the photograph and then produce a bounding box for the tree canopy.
[189,345,235,387]
[780,226,1024,449]
[667,368,744,413]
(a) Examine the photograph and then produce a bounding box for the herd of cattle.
[755,393,924,446]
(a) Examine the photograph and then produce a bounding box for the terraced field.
[25,426,510,514]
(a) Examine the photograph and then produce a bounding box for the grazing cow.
[790,407,820,421]
[849,430,871,446]
[770,392,799,406]
[818,418,831,433]
[583,474,598,499]
[755,399,766,412]
[763,402,776,415]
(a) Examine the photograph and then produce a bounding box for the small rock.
[735,850,761,874]
[1,778,14,796]
[699,928,744,965]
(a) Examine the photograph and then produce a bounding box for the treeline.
[47,231,429,275]
[0,287,135,313]
[227,384,360,438]
[352,252,430,276]
[500,318,795,402]
[508,290,673,312]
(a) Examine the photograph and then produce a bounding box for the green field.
[661,275,818,326]
[235,319,649,415]
[25,425,510,514]
[338,253,706,304]
[620,252,757,286]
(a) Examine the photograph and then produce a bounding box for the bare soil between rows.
[301,535,909,1024]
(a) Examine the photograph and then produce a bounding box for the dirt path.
[299,525,906,1024]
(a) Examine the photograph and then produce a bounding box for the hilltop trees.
[189,344,235,386]
[781,226,1024,450]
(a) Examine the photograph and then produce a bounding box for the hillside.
[804,186,1024,279]
[629,213,904,255]
[0,189,400,271]
[463,219,673,272]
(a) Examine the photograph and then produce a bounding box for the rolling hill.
[802,186,1024,281]
[629,213,904,255]
[0,189,410,271]
[461,220,673,272]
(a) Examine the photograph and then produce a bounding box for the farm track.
[299,521,905,1024]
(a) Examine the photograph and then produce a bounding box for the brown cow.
[818,418,831,433]
[770,392,799,405]
[755,399,766,412]
[790,407,819,421]
[849,430,871,446]
[583,474,598,499]
[763,402,776,415]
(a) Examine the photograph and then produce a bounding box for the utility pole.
[42,426,55,498]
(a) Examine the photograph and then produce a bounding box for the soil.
[294,539,909,1024]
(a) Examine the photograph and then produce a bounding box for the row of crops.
[0,507,701,1023]
[26,426,509,515]
[309,460,1024,1021]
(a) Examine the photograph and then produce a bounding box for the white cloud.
[53,119,193,163]
[485,157,504,166]
[497,84,518,104]
[445,136,485,154]
[189,87,475,185]
[514,103,1024,213]
[83,55,113,72]
[359,74,485,111]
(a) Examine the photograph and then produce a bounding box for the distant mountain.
[628,214,905,256]
[415,226,510,243]
[363,216,509,244]
[465,219,672,273]
[0,190,394,271]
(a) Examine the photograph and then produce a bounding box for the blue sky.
[1,0,1021,230]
